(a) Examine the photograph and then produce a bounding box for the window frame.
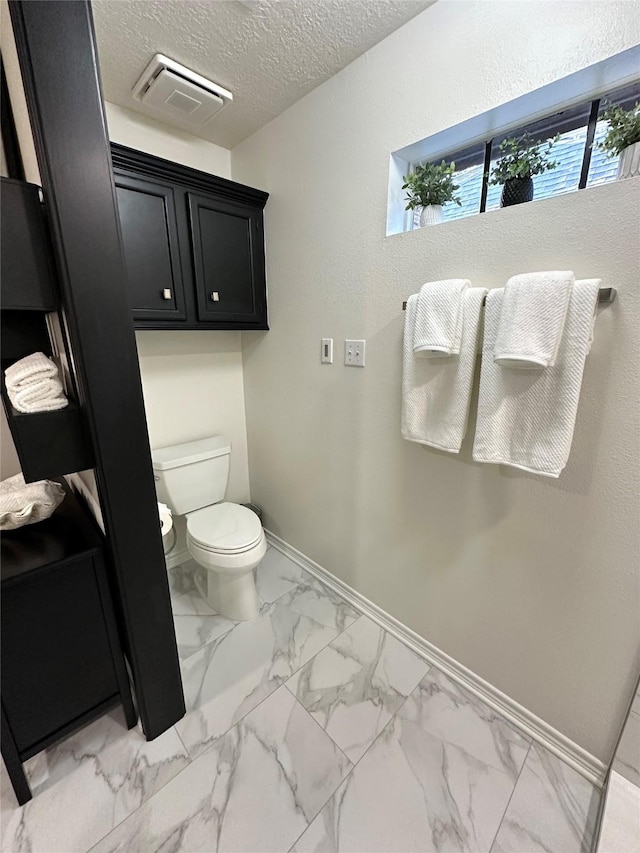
[408,96,609,230]
[388,54,640,237]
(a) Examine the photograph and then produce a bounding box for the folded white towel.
[5,352,68,413]
[11,377,64,406]
[413,279,470,357]
[494,271,574,369]
[5,352,58,388]
[402,287,487,452]
[473,279,600,477]
[9,378,68,413]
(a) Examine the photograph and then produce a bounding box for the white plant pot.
[617,142,640,180]
[419,205,443,227]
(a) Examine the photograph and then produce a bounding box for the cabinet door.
[114,174,186,321]
[187,193,266,325]
[1,558,119,753]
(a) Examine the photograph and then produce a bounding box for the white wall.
[105,103,231,176]
[232,0,640,763]
[0,411,21,480]
[135,331,249,504]
[1,0,40,184]
[104,103,250,527]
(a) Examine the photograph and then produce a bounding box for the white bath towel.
[9,378,68,413]
[413,278,470,357]
[0,474,65,530]
[4,352,68,413]
[402,287,486,452]
[473,279,600,477]
[5,352,58,388]
[494,270,574,369]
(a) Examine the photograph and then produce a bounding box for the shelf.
[1,312,52,362]
[1,361,94,483]
[1,178,58,311]
[1,480,102,584]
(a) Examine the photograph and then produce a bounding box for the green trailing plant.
[489,132,559,185]
[403,160,462,210]
[599,101,640,157]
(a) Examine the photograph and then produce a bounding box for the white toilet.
[151,436,267,621]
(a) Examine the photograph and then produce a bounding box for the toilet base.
[193,564,260,622]
[187,530,267,622]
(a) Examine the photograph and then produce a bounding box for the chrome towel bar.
[402,287,616,311]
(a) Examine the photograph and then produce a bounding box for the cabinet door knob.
[162,288,172,300]
[211,291,220,302]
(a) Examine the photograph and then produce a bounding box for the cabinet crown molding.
[110,143,269,209]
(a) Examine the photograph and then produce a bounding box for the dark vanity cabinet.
[111,145,269,330]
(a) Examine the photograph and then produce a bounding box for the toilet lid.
[187,502,263,554]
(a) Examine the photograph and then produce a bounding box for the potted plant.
[599,101,640,180]
[489,132,559,207]
[403,160,462,226]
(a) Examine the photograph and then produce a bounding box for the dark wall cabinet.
[111,144,269,330]
[114,175,186,323]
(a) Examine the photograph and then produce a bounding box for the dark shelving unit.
[9,0,185,746]
[1,482,136,805]
[0,393,94,482]
[1,178,57,311]
[1,176,94,482]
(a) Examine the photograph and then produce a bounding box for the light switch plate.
[321,338,333,364]
[345,339,365,367]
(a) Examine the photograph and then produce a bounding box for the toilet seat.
[187,502,263,555]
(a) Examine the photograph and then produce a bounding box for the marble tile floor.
[1,547,601,853]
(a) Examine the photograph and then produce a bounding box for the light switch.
[345,339,365,367]
[321,338,333,364]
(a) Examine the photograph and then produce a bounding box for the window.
[485,101,593,212]
[398,77,639,234]
[411,142,486,228]
[588,84,639,186]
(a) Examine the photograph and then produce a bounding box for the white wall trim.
[266,529,607,789]
[165,546,190,570]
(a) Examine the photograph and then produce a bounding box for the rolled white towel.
[5,352,68,413]
[413,279,470,357]
[5,352,59,388]
[10,377,65,406]
[8,377,68,413]
[10,392,69,413]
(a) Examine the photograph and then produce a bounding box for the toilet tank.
[151,436,231,515]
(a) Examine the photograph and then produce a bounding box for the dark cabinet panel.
[114,175,186,322]
[189,194,264,324]
[2,558,119,752]
[0,394,94,483]
[1,178,58,311]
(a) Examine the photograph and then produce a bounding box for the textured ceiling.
[93,0,434,149]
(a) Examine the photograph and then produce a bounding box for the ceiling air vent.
[132,54,233,126]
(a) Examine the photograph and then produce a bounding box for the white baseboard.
[266,530,607,789]
[165,546,190,570]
